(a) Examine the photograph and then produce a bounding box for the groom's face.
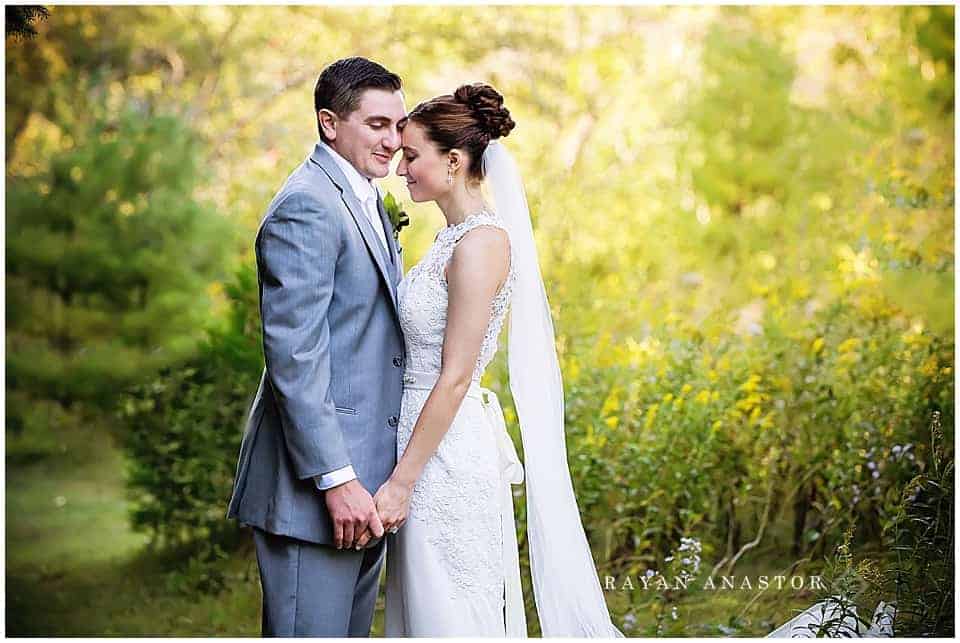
[324,88,406,180]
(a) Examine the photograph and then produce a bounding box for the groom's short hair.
[314,57,402,141]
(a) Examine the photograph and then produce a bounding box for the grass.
[5,422,263,636]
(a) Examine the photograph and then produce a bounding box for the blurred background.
[5,5,954,636]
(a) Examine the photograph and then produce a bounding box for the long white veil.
[482,141,624,637]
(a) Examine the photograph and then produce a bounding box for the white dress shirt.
[313,141,390,493]
[318,140,389,254]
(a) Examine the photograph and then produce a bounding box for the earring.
[446,167,454,184]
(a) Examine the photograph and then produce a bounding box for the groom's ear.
[318,109,338,142]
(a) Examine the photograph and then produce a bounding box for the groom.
[226,57,407,636]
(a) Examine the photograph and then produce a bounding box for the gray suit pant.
[252,526,386,637]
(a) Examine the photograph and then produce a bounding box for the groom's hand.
[324,479,385,550]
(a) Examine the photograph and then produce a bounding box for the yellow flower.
[838,351,862,365]
[605,416,619,429]
[695,390,712,405]
[811,337,825,354]
[601,388,621,416]
[736,393,764,412]
[920,355,939,377]
[681,383,694,395]
[663,392,674,403]
[838,338,861,353]
[739,374,762,393]
[645,404,659,430]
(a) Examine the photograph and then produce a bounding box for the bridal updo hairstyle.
[402,83,515,181]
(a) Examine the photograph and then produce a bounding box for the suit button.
[387,416,399,428]
[393,356,403,367]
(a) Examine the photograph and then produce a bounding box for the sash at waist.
[401,368,483,400]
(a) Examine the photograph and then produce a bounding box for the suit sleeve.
[256,192,351,480]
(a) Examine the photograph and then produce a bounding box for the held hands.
[324,479,384,550]
[323,476,414,550]
[372,476,413,536]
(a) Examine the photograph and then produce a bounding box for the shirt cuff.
[313,465,357,491]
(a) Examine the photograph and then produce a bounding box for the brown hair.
[314,57,402,143]
[402,83,515,181]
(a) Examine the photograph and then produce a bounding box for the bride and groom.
[226,56,623,637]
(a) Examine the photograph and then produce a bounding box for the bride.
[370,82,623,637]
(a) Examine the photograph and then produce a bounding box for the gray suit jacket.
[226,143,405,546]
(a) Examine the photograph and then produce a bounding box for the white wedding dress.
[384,210,522,636]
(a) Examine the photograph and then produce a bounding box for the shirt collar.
[318,140,377,204]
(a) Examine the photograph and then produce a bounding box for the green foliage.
[683,21,799,215]
[899,6,954,115]
[7,109,233,414]
[808,408,954,637]
[563,300,953,573]
[883,410,954,636]
[119,264,260,555]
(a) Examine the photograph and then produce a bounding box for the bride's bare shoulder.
[445,225,510,286]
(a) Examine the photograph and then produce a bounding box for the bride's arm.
[373,226,510,529]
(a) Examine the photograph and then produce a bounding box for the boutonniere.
[383,192,409,246]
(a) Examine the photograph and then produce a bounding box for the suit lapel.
[308,144,399,314]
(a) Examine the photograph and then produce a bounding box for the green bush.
[561,299,953,581]
[119,264,260,557]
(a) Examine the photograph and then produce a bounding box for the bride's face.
[397,121,449,203]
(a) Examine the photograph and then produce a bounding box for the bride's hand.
[373,477,413,535]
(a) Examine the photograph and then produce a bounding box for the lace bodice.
[398,210,516,381]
